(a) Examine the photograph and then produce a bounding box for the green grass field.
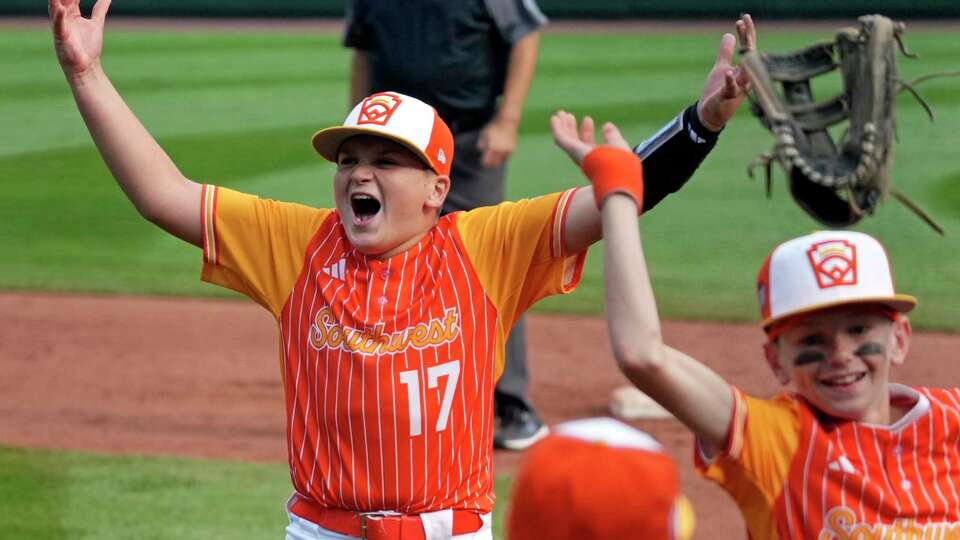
[1,23,959,539]
[0,445,513,539]
[3,25,960,326]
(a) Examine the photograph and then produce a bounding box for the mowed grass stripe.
[0,446,69,538]
[0,445,514,540]
[4,34,344,100]
[0,123,332,295]
[0,445,291,539]
[2,28,960,328]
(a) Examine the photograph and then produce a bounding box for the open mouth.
[820,372,867,388]
[350,193,382,225]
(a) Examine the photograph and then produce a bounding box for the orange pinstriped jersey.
[697,384,960,539]
[199,185,584,515]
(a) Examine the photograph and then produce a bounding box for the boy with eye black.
[548,120,960,540]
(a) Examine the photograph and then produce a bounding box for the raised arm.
[51,0,201,246]
[558,14,756,255]
[553,117,736,448]
[549,121,736,448]
[600,187,733,450]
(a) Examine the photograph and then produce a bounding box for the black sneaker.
[493,411,549,451]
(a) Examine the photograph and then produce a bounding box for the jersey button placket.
[885,431,912,510]
[876,430,900,508]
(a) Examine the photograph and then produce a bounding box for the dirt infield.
[3,292,960,538]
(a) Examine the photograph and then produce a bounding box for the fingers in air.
[50,0,70,36]
[714,13,755,65]
[721,69,738,98]
[550,110,593,144]
[601,122,630,150]
[578,115,595,144]
[728,14,756,94]
[50,0,112,27]
[715,33,737,66]
[736,13,756,53]
[92,0,113,24]
[549,110,574,139]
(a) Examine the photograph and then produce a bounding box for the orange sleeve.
[694,388,801,540]
[199,185,332,317]
[454,188,586,331]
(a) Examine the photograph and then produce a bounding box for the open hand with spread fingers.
[50,0,112,79]
[550,111,631,166]
[696,13,757,132]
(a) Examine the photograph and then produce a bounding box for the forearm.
[68,64,201,246]
[601,194,733,447]
[602,195,663,364]
[634,103,719,212]
[349,50,371,108]
[496,31,539,127]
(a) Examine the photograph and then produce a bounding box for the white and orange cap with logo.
[756,230,916,333]
[312,91,454,176]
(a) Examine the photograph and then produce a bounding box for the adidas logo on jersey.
[322,258,347,280]
[827,455,857,475]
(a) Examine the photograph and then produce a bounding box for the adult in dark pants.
[345,0,550,450]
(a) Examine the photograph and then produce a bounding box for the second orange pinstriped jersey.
[697,384,960,539]
[199,185,584,515]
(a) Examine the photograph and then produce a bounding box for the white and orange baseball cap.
[507,417,695,540]
[756,230,916,331]
[312,91,454,176]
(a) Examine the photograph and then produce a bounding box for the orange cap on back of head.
[507,417,693,540]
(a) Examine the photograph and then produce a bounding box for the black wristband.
[684,102,722,144]
[633,102,721,212]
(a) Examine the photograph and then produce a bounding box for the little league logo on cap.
[806,239,857,289]
[312,91,454,176]
[357,93,403,126]
[757,230,916,329]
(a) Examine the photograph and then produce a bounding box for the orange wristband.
[581,146,644,213]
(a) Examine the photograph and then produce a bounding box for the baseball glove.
[741,14,954,234]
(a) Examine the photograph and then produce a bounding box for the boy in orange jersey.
[50,0,755,537]
[556,122,960,538]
